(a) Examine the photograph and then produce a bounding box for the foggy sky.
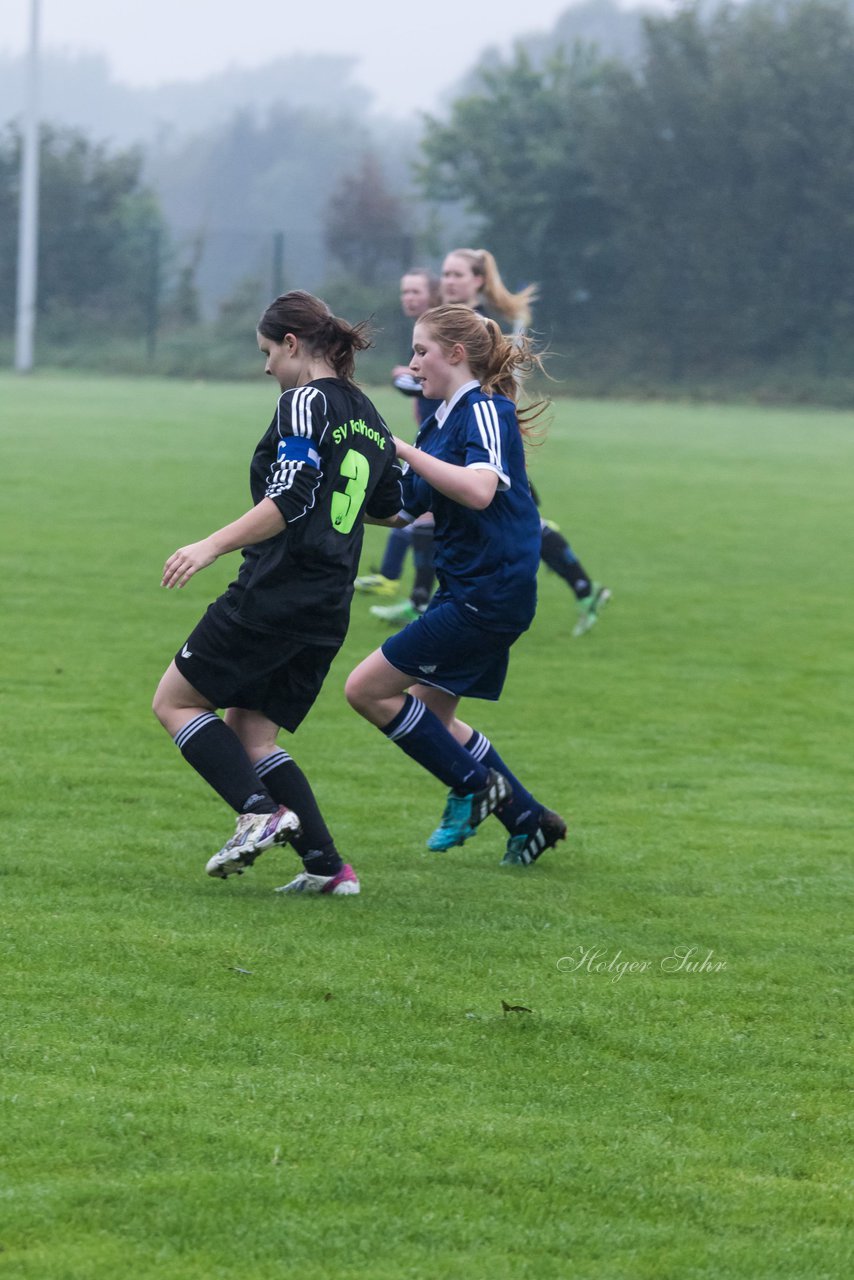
[1,0,649,117]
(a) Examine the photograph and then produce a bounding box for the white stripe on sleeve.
[472,399,502,472]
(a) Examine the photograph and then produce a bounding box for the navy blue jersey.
[415,391,444,426]
[224,378,403,642]
[401,380,540,631]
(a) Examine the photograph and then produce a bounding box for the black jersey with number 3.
[223,378,403,643]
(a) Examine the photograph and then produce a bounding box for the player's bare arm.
[392,436,499,510]
[162,497,286,590]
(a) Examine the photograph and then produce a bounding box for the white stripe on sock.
[255,750,293,777]
[174,712,219,751]
[387,696,425,742]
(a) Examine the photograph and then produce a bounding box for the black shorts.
[174,600,339,732]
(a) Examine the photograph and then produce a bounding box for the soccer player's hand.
[161,538,219,589]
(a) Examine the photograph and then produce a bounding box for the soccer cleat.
[369,600,424,626]
[354,573,400,597]
[572,583,612,638]
[274,864,360,895]
[205,805,301,879]
[427,769,512,851]
[501,809,568,866]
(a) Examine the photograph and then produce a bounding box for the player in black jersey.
[153,291,403,894]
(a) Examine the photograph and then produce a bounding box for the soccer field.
[1,371,852,1279]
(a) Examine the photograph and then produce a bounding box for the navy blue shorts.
[380,595,524,701]
[175,599,338,732]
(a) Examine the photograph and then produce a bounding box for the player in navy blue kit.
[153,291,403,893]
[394,247,611,638]
[345,304,567,866]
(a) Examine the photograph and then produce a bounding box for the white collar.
[435,379,480,427]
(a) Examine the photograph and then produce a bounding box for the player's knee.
[151,670,183,728]
[344,668,371,715]
[343,669,362,711]
[151,686,170,727]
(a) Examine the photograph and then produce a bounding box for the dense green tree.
[419,1,854,373]
[588,0,854,370]
[419,49,615,332]
[0,123,166,335]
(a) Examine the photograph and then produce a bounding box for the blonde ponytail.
[418,305,548,436]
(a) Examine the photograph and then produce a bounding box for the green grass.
[1,372,852,1279]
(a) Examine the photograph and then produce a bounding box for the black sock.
[540,525,591,599]
[410,524,435,609]
[174,713,277,814]
[255,748,343,874]
[301,849,346,877]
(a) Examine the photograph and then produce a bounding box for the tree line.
[3,0,854,388]
[421,0,854,379]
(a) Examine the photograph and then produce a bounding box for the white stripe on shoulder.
[472,398,502,471]
[292,385,319,438]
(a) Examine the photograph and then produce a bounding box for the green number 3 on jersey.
[330,448,370,535]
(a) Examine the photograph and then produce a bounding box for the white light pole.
[15,0,41,373]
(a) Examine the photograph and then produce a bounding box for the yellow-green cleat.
[369,600,425,626]
[354,573,400,597]
[572,583,612,638]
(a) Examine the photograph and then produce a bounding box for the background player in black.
[390,268,443,422]
[354,267,441,615]
[153,291,403,894]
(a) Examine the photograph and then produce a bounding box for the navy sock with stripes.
[382,694,489,793]
[255,749,343,876]
[174,713,276,815]
[463,730,542,834]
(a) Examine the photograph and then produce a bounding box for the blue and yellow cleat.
[427,769,511,851]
